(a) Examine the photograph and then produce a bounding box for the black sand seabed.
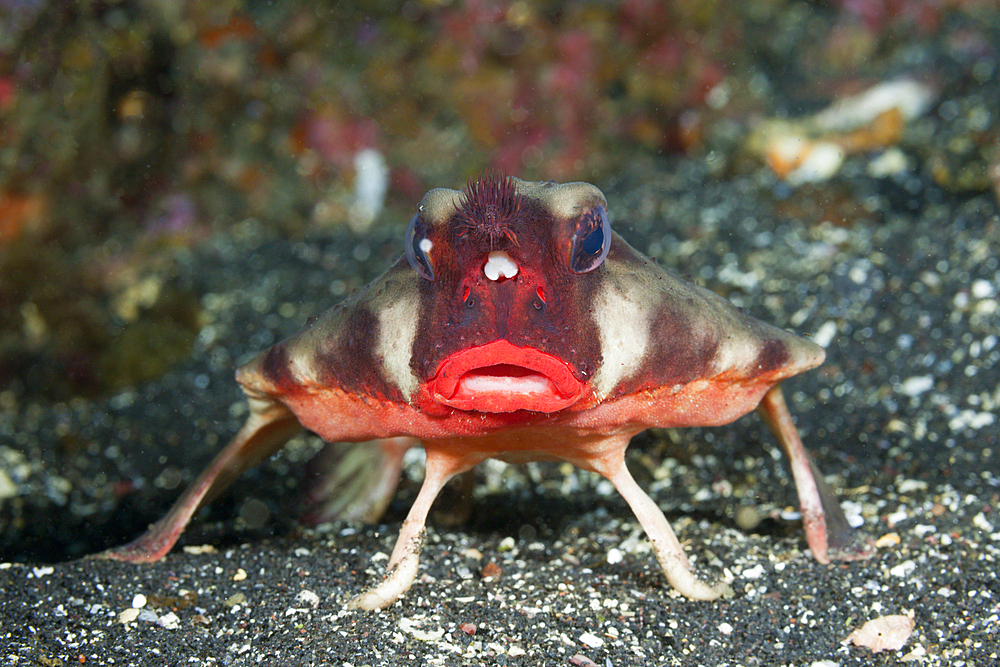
[2,149,999,665]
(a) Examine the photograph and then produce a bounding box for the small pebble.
[157,612,181,629]
[295,589,320,608]
[118,608,140,624]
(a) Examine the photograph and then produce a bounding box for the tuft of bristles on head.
[455,172,522,248]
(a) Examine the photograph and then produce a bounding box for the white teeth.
[484,251,519,281]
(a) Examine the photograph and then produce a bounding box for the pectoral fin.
[347,446,489,610]
[573,434,733,601]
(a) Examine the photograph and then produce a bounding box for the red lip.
[430,340,585,413]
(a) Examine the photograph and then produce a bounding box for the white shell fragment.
[118,607,141,624]
[295,589,320,608]
[749,77,936,184]
[842,614,915,653]
[398,616,446,641]
[812,78,934,130]
[484,250,519,281]
[157,611,181,629]
[783,140,844,185]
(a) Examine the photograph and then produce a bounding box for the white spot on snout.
[484,251,518,281]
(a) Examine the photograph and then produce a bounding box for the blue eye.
[569,205,611,274]
[405,213,435,280]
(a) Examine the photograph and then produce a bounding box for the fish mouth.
[430,340,586,413]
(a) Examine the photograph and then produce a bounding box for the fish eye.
[568,205,611,274]
[405,213,435,280]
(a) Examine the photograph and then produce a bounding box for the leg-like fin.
[758,385,874,562]
[603,449,733,600]
[302,437,417,524]
[98,394,301,563]
[575,436,732,601]
[347,447,485,611]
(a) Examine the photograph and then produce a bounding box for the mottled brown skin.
[101,175,873,610]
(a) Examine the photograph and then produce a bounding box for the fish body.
[104,174,873,609]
